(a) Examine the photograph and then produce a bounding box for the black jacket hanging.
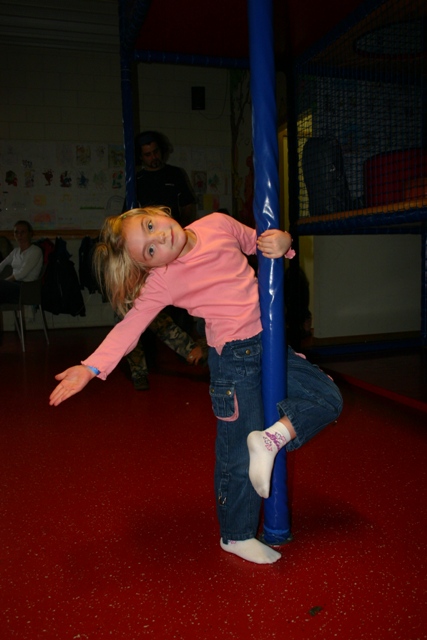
[41,237,86,317]
[78,236,101,294]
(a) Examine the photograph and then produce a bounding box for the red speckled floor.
[0,328,426,639]
[312,347,427,414]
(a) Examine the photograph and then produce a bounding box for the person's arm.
[12,246,42,281]
[49,323,143,407]
[257,229,294,259]
[49,315,145,406]
[224,214,294,259]
[49,365,96,406]
[148,311,203,363]
[49,282,169,406]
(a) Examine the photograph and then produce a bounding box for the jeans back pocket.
[209,381,239,422]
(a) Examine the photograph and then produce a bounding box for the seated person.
[0,220,43,303]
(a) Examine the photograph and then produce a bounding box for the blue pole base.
[260,527,293,546]
[262,448,291,542]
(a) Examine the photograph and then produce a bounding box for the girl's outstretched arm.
[257,229,293,259]
[49,365,96,406]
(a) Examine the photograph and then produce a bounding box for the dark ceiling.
[131,0,365,63]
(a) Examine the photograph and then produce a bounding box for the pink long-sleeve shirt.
[83,213,262,379]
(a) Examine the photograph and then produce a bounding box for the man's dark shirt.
[136,164,196,224]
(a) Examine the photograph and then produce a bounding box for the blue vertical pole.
[247,0,291,543]
[118,0,138,209]
[119,56,137,209]
[421,225,427,345]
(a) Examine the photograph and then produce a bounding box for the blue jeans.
[208,334,264,543]
[280,348,344,452]
[208,336,343,543]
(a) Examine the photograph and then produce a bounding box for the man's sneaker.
[133,374,150,391]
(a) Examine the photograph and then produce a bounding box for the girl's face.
[124,212,191,268]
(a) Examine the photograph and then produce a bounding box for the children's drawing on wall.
[0,138,231,226]
[205,172,223,212]
[191,170,207,212]
[105,195,124,216]
[111,170,124,190]
[5,170,17,187]
[23,159,35,189]
[108,144,125,168]
[95,144,107,164]
[77,171,90,189]
[192,170,207,194]
[24,170,35,189]
[43,170,54,186]
[208,173,220,193]
[33,210,57,228]
[0,140,126,230]
[76,145,91,165]
[60,171,72,188]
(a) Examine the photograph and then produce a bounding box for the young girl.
[49,208,342,565]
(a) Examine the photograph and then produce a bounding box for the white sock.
[220,538,281,564]
[247,421,292,498]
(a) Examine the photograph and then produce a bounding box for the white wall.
[0,27,231,331]
[0,45,124,144]
[0,44,231,164]
[313,235,421,338]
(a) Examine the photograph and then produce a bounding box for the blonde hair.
[93,206,171,317]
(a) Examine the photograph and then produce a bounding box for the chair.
[0,267,49,352]
[0,235,13,260]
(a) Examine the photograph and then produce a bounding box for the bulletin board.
[0,140,232,232]
[0,140,126,231]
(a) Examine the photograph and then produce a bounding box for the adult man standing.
[121,131,203,390]
[134,130,197,226]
